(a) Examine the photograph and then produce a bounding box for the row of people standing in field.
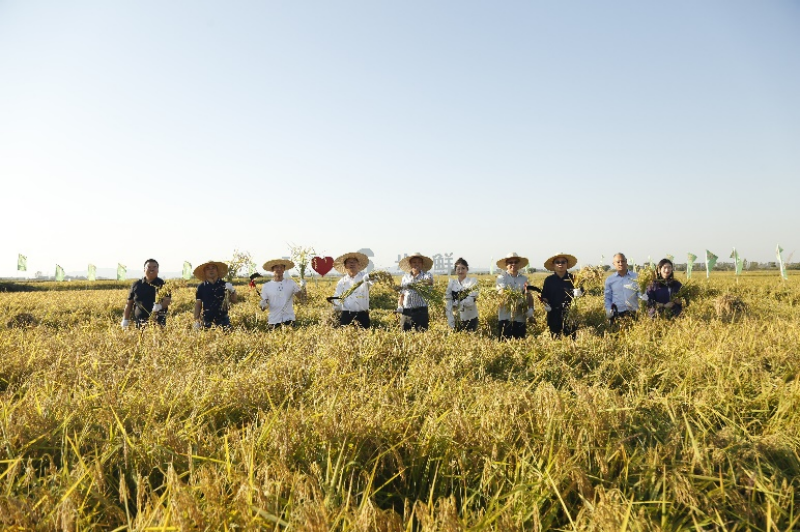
[121,251,683,335]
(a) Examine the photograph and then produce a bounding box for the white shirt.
[496,271,529,322]
[333,271,372,312]
[445,277,479,327]
[261,278,302,324]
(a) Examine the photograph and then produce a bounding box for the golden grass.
[1,272,799,529]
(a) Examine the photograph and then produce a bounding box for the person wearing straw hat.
[259,258,307,328]
[397,254,434,331]
[445,257,479,332]
[193,260,237,330]
[329,252,373,328]
[541,253,580,337]
[122,258,171,328]
[496,252,534,339]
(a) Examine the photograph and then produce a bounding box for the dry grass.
[1,272,799,530]
[714,293,748,321]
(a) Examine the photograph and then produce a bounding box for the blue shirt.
[604,270,640,313]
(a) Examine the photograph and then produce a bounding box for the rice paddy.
[1,271,799,530]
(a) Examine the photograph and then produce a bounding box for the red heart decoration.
[311,256,334,276]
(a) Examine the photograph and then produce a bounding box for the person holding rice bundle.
[445,257,479,332]
[259,258,307,328]
[122,258,171,328]
[330,252,373,328]
[646,258,683,318]
[193,260,237,330]
[398,254,434,331]
[604,252,644,324]
[496,252,534,339]
[541,252,581,337]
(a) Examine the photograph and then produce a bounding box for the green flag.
[705,250,718,278]
[776,244,788,281]
[730,248,743,276]
[88,264,97,281]
[17,254,27,271]
[55,265,65,282]
[117,263,127,281]
[687,253,697,279]
[182,261,192,280]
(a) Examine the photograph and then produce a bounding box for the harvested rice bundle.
[635,265,657,294]
[672,282,700,307]
[498,286,528,319]
[574,265,605,292]
[715,293,747,320]
[405,282,445,308]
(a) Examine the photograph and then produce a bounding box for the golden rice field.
[1,271,799,531]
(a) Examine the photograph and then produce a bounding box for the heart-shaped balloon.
[311,256,334,276]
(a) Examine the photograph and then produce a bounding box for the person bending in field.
[541,252,581,338]
[259,258,306,329]
[496,252,534,339]
[193,260,237,330]
[646,258,683,318]
[330,252,373,328]
[122,258,171,328]
[397,254,434,331]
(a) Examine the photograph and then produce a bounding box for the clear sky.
[2,1,799,277]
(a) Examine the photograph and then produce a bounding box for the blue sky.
[2,1,799,277]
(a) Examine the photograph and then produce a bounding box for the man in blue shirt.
[604,253,645,323]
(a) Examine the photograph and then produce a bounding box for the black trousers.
[402,307,429,331]
[134,313,166,328]
[455,317,478,332]
[268,320,295,330]
[203,314,231,330]
[498,319,526,339]
[339,310,370,328]
[609,310,636,326]
[546,309,576,338]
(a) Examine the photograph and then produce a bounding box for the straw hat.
[543,253,578,271]
[496,252,529,270]
[333,252,369,274]
[193,260,229,281]
[398,254,433,273]
[262,258,295,272]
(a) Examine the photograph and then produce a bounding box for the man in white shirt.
[330,252,372,328]
[496,252,534,339]
[398,254,434,331]
[260,258,307,328]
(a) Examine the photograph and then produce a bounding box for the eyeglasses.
[506,261,519,265]
[554,260,568,265]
